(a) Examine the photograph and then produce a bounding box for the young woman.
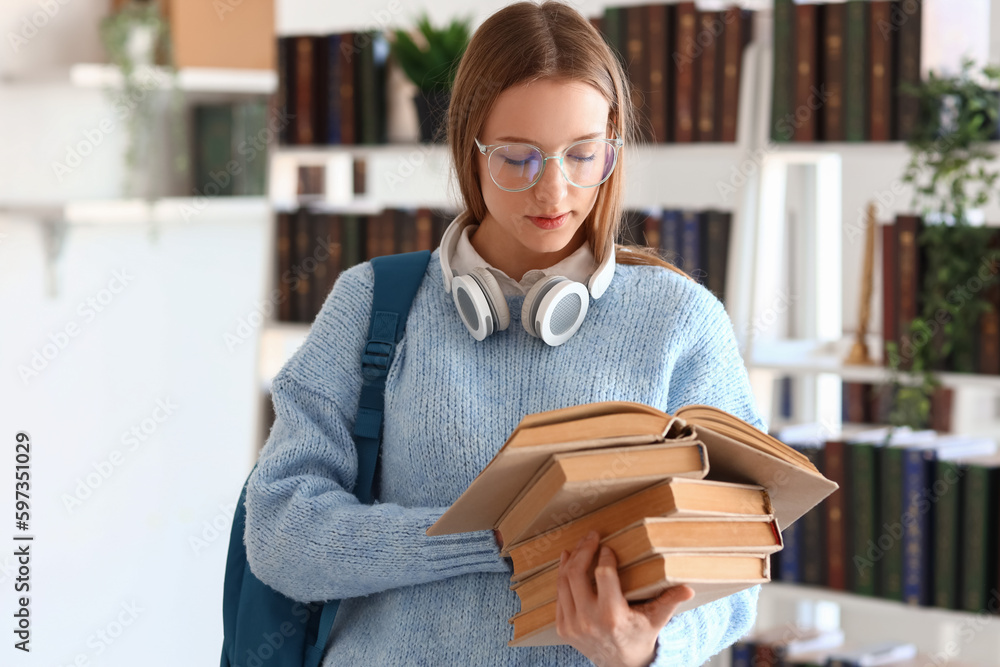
[245,2,765,665]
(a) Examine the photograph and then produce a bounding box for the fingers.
[562,530,601,609]
[593,544,627,610]
[556,550,576,623]
[633,584,695,629]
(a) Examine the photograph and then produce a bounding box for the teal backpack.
[220,250,431,667]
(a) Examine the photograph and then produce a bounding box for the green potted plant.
[99,0,186,196]
[389,12,472,143]
[885,57,1000,429]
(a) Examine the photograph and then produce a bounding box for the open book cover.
[427,401,838,537]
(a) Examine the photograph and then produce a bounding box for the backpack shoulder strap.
[352,249,431,504]
[305,249,431,667]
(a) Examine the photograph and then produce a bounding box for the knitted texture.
[245,247,767,666]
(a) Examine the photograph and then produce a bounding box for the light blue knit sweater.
[245,247,767,666]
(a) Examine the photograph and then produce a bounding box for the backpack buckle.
[361,340,393,378]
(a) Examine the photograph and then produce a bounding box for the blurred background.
[2,0,1000,665]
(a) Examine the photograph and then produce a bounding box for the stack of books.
[427,401,839,647]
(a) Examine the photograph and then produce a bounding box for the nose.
[533,155,568,203]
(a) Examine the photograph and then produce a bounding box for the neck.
[469,221,588,281]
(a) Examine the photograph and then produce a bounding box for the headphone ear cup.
[469,267,510,331]
[522,276,589,346]
[450,269,510,341]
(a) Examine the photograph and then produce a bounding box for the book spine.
[882,222,898,367]
[292,208,314,322]
[930,386,954,434]
[825,440,848,590]
[415,207,433,252]
[646,4,669,143]
[779,520,801,583]
[704,210,732,304]
[933,459,962,609]
[844,0,869,141]
[771,0,795,142]
[799,445,827,586]
[679,210,702,280]
[894,0,922,141]
[326,34,343,144]
[901,448,931,606]
[793,3,819,142]
[660,209,681,265]
[821,2,847,141]
[868,1,893,142]
[674,2,698,143]
[626,6,652,143]
[294,36,315,145]
[340,32,356,145]
[877,446,905,601]
[193,104,235,197]
[277,36,296,145]
[719,7,744,143]
[356,31,376,145]
[896,215,922,371]
[961,462,986,612]
[373,32,389,144]
[696,10,720,142]
[341,213,361,271]
[276,211,293,322]
[848,441,877,595]
[311,34,329,147]
[311,213,330,317]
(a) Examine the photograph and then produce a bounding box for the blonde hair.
[444,0,694,279]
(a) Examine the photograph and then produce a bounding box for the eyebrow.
[494,131,605,144]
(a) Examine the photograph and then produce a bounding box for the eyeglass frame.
[473,130,625,193]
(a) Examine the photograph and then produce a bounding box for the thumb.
[633,585,694,629]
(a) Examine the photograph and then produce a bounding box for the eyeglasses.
[474,132,624,192]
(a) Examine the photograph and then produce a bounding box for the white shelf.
[63,197,270,225]
[757,583,1000,666]
[69,63,277,94]
[749,337,1000,390]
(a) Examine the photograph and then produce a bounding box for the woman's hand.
[556,530,695,667]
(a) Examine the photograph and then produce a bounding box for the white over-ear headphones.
[439,214,616,347]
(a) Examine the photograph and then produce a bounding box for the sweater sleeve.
[243,262,510,603]
[650,585,760,666]
[652,285,766,665]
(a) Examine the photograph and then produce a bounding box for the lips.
[527,212,570,230]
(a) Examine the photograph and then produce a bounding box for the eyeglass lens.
[488,140,617,190]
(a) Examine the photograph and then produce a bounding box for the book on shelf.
[881,215,1000,377]
[769,422,1000,615]
[276,2,754,146]
[426,400,838,647]
[192,101,269,196]
[273,207,453,323]
[772,0,923,142]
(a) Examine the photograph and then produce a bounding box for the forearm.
[245,475,510,601]
[649,585,760,667]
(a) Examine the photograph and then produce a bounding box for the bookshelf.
[68,63,277,95]
[259,2,1000,666]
